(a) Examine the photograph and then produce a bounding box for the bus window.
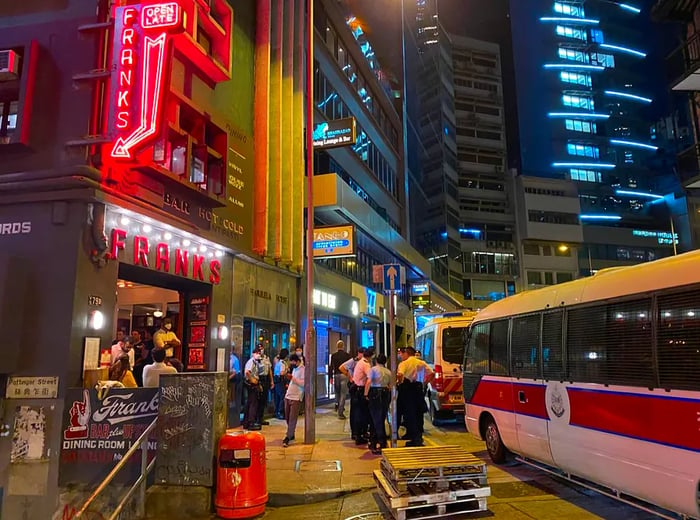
[657,289,700,391]
[489,319,509,375]
[466,322,489,373]
[423,329,435,364]
[442,326,467,364]
[568,299,653,386]
[511,314,541,379]
[542,311,564,380]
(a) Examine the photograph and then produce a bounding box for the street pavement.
[259,404,660,520]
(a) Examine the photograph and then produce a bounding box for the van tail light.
[433,365,444,392]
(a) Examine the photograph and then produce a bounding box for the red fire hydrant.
[215,430,268,519]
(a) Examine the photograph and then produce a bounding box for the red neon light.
[141,2,182,29]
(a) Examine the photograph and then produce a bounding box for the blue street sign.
[383,264,401,292]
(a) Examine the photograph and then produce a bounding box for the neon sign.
[108,3,182,160]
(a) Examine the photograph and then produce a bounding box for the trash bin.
[215,430,267,519]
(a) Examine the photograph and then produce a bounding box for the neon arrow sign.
[108,3,182,160]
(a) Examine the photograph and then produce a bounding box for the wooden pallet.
[375,470,489,520]
[380,445,487,483]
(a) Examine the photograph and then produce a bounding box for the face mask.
[164,324,172,330]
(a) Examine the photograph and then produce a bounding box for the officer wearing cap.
[243,345,264,430]
[397,346,434,446]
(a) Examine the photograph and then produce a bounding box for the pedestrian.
[397,347,434,446]
[340,348,363,440]
[109,354,138,388]
[243,346,263,431]
[256,345,273,426]
[283,353,305,447]
[142,348,177,388]
[329,340,351,419]
[273,348,289,419]
[111,336,135,367]
[365,353,392,454]
[351,348,373,446]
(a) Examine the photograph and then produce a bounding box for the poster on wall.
[58,388,159,485]
[187,297,209,370]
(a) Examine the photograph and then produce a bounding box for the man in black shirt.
[329,340,352,419]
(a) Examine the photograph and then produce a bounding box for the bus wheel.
[484,417,507,464]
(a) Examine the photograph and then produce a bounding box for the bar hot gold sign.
[312,225,355,259]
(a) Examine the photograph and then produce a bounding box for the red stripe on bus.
[471,379,516,414]
[513,382,548,419]
[568,389,700,452]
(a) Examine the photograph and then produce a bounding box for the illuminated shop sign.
[312,225,355,258]
[312,117,357,149]
[109,3,183,159]
[313,288,360,317]
[410,282,430,296]
[632,229,679,245]
[107,210,225,285]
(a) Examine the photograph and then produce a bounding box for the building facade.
[0,0,304,516]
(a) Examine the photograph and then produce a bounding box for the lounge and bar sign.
[312,117,357,149]
[312,225,355,258]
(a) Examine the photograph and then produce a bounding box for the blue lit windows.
[558,47,589,63]
[555,25,587,41]
[565,119,597,133]
[563,94,594,109]
[569,168,602,182]
[567,143,599,158]
[590,29,604,43]
[554,2,585,18]
[590,52,615,68]
[560,71,591,86]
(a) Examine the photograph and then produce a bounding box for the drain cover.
[294,460,342,472]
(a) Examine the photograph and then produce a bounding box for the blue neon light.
[540,16,599,24]
[609,139,658,151]
[548,112,610,119]
[459,228,482,235]
[604,90,652,103]
[544,63,605,71]
[600,43,646,58]
[615,190,663,199]
[440,232,447,238]
[553,162,616,169]
[580,214,622,221]
[618,3,641,14]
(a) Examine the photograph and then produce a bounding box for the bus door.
[510,313,555,465]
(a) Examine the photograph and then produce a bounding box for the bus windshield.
[442,327,467,365]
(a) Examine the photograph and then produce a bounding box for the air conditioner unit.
[0,50,20,81]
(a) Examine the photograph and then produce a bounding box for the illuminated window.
[560,71,592,86]
[567,143,599,158]
[569,168,602,182]
[555,25,587,41]
[590,29,605,43]
[0,101,18,143]
[562,94,594,109]
[590,52,615,68]
[558,47,589,63]
[554,2,585,17]
[565,119,597,133]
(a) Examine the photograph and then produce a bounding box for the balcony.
[667,33,700,90]
[677,143,700,188]
[651,0,700,22]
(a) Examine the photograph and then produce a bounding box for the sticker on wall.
[11,406,47,463]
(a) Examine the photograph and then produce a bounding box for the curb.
[267,486,374,507]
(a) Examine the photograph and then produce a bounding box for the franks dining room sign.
[108,2,183,160]
[110,227,222,285]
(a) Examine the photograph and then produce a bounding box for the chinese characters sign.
[6,376,58,399]
[109,3,183,160]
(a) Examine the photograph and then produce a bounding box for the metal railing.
[667,32,700,88]
[75,418,158,520]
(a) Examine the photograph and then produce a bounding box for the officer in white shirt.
[352,348,373,445]
[339,348,364,440]
[397,346,434,446]
[283,354,305,447]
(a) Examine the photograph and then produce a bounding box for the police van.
[415,311,478,424]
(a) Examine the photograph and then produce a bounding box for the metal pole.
[670,216,678,256]
[304,0,316,445]
[138,436,147,517]
[400,0,411,239]
[383,307,388,356]
[389,291,397,447]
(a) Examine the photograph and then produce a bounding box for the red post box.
[215,430,268,519]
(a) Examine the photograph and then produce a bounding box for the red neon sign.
[108,3,182,160]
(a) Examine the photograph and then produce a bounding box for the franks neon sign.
[109,3,182,160]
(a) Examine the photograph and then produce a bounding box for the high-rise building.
[509,0,685,273]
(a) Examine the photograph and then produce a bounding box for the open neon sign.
[109,3,182,160]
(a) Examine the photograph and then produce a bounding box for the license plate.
[448,394,462,403]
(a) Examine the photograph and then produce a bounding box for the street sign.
[383,264,401,292]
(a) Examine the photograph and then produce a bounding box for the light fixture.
[182,239,191,246]
[164,232,172,240]
[89,310,105,330]
[142,224,152,232]
[218,325,229,341]
[120,216,130,225]
[199,245,207,252]
[153,310,164,318]
[558,245,569,253]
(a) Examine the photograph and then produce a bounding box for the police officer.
[339,348,364,441]
[397,346,434,446]
[352,348,373,445]
[243,346,264,430]
[365,353,392,454]
[257,345,273,426]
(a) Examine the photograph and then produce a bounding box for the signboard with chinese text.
[6,377,59,399]
[312,118,357,149]
[59,388,159,485]
[312,225,355,258]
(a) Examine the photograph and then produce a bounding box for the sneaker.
[282,437,289,447]
[338,413,346,420]
[249,424,262,431]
